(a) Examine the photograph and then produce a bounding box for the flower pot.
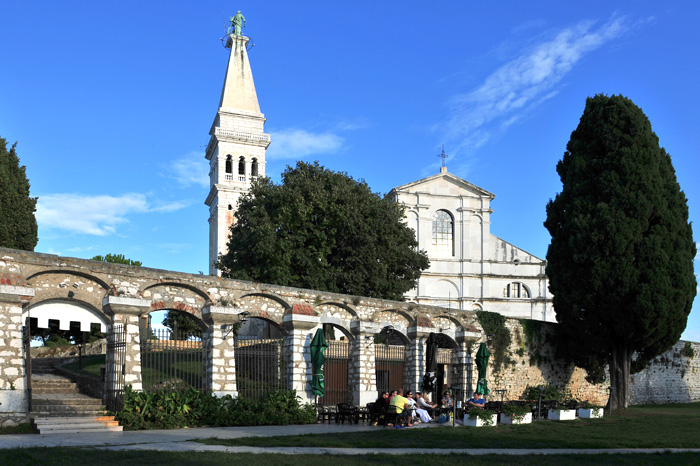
[463,413,498,427]
[578,408,603,419]
[548,409,576,421]
[500,412,532,425]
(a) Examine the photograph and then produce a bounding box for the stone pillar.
[349,320,381,406]
[406,326,431,393]
[202,305,243,397]
[456,327,482,400]
[103,296,150,392]
[282,313,320,404]
[0,285,34,426]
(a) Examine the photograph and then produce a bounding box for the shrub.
[115,386,316,430]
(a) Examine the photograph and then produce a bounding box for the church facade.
[206,28,552,321]
[389,166,553,321]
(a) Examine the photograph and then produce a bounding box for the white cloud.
[446,15,630,156]
[36,193,188,236]
[165,153,209,188]
[266,128,344,160]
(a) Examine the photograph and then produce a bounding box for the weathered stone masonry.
[0,247,697,426]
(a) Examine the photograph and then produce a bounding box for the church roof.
[389,169,495,200]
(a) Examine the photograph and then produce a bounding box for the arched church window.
[503,282,531,298]
[225,155,232,174]
[238,156,246,175]
[432,210,454,257]
[251,158,258,177]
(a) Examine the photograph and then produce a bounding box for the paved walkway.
[1,424,699,456]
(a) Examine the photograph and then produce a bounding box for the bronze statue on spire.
[229,11,246,36]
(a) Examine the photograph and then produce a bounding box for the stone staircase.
[31,358,123,434]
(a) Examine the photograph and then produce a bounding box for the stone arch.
[26,270,110,312]
[316,302,356,341]
[236,293,289,326]
[146,307,207,331]
[143,283,209,327]
[239,315,288,337]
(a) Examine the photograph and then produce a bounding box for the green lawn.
[0,449,698,466]
[196,403,700,450]
[60,354,105,378]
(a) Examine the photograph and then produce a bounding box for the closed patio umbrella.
[422,333,438,395]
[310,328,328,399]
[475,342,490,396]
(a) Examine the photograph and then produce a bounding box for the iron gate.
[234,336,286,400]
[105,323,127,411]
[141,326,206,391]
[318,340,350,405]
[375,344,405,394]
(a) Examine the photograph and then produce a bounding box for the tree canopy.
[217,161,430,300]
[91,253,143,266]
[0,137,37,251]
[544,94,696,409]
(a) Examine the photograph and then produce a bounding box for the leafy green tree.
[160,311,204,340]
[217,161,430,300]
[0,137,37,250]
[544,94,696,409]
[91,253,142,266]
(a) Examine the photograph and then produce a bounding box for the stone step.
[32,386,80,394]
[33,416,122,434]
[32,398,104,407]
[31,407,108,417]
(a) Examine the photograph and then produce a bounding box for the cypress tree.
[0,137,38,251]
[544,95,696,409]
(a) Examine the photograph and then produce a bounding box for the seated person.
[415,392,437,419]
[389,388,413,427]
[406,391,431,423]
[441,391,454,408]
[466,392,486,408]
[387,389,398,403]
[373,391,390,425]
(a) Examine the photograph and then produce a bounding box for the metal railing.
[141,326,206,392]
[235,336,287,400]
[318,340,350,406]
[105,324,127,411]
[375,344,405,394]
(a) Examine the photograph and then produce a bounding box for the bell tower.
[205,26,270,275]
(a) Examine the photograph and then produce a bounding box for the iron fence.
[105,323,127,411]
[235,336,286,401]
[375,344,405,394]
[141,326,205,392]
[317,340,350,405]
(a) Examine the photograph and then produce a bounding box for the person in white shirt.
[406,391,432,423]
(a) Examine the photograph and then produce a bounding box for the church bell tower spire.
[205,15,270,275]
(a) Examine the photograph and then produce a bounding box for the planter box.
[548,409,576,421]
[500,412,532,425]
[578,408,603,419]
[463,413,498,427]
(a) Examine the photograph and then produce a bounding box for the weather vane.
[436,145,448,168]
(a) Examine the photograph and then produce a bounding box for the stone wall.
[630,340,700,405]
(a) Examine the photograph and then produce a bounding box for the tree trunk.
[609,343,631,410]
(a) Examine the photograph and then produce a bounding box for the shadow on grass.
[195,403,700,450]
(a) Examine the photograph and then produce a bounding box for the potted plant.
[463,408,498,427]
[548,400,577,421]
[577,400,604,419]
[500,404,532,425]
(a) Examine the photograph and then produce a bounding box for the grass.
[0,423,37,435]
[196,402,700,450]
[0,449,698,466]
[60,354,105,378]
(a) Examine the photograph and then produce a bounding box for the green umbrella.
[310,328,328,398]
[475,342,490,396]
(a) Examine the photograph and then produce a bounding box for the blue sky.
[2,1,698,341]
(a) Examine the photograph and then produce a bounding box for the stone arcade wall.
[0,247,697,426]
